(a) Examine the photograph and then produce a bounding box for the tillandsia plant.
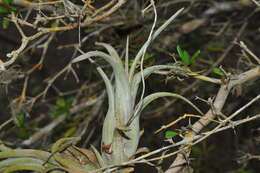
[69,7,203,170]
[0,8,203,173]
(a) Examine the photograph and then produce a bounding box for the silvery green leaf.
[125,36,130,75]
[108,131,128,165]
[72,51,132,123]
[91,145,106,168]
[131,65,184,102]
[129,8,184,81]
[123,116,140,158]
[96,42,123,65]
[97,68,116,151]
[71,51,117,66]
[137,92,203,116]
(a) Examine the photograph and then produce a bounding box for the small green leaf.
[15,113,26,127]
[57,98,66,107]
[177,45,192,65]
[165,130,178,139]
[176,45,184,59]
[0,7,9,14]
[212,67,225,76]
[191,50,200,64]
[2,17,10,29]
[182,50,191,65]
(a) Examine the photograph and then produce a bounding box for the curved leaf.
[137,92,204,116]
[72,51,132,123]
[97,68,116,150]
[95,42,123,65]
[131,65,184,101]
[0,149,54,162]
[3,164,44,173]
[91,145,106,168]
[51,137,81,153]
[0,158,44,169]
[129,8,184,81]
[123,116,140,158]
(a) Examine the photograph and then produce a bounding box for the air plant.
[70,7,203,168]
[0,8,203,173]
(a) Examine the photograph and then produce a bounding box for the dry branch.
[165,66,260,173]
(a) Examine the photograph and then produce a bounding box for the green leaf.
[165,130,177,139]
[143,53,154,61]
[191,50,200,64]
[0,7,9,14]
[182,50,191,65]
[2,17,10,29]
[57,98,66,107]
[52,98,73,119]
[177,45,191,65]
[176,45,184,59]
[15,113,25,127]
[212,67,225,76]
[65,98,73,106]
[3,0,13,5]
